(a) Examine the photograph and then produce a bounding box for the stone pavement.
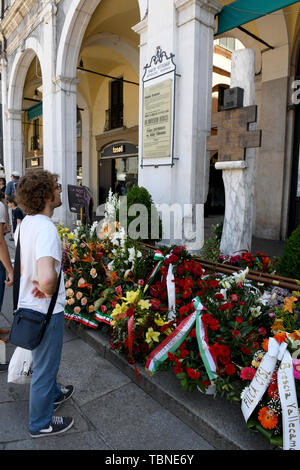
[0,234,284,452]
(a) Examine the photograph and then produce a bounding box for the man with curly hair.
[14,169,74,438]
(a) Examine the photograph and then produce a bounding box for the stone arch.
[8,37,44,111]
[6,37,44,176]
[56,0,143,78]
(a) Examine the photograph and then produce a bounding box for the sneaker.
[53,385,74,411]
[29,416,74,438]
[0,363,8,373]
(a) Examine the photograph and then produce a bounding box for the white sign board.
[141,48,176,167]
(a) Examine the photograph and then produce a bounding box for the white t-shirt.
[14,214,66,314]
[0,200,9,224]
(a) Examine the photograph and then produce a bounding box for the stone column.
[217,48,256,255]
[53,76,78,225]
[41,0,58,174]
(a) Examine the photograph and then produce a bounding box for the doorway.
[288,57,300,234]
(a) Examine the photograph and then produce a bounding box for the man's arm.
[33,256,58,297]
[0,223,13,286]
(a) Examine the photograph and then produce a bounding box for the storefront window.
[114,156,138,195]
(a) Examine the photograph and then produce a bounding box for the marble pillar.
[216,49,257,256]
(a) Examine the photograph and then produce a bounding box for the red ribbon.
[114,308,140,381]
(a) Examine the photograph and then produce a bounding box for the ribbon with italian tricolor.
[144,250,176,320]
[64,310,98,329]
[143,250,166,293]
[145,297,218,383]
[241,337,300,450]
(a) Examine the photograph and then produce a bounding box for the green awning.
[27,101,42,121]
[216,0,299,35]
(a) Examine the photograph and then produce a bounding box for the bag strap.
[13,230,20,312]
[13,225,62,324]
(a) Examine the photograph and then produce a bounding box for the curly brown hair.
[16,169,59,215]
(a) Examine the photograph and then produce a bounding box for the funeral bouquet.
[142,246,274,399]
[219,250,277,274]
[109,286,175,379]
[58,222,107,328]
[239,289,300,449]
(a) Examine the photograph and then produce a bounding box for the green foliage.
[118,185,162,242]
[199,223,223,262]
[276,224,300,280]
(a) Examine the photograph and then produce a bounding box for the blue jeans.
[0,261,6,311]
[29,311,64,432]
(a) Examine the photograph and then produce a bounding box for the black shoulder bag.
[9,227,62,350]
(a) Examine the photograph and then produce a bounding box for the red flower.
[258,327,267,336]
[268,382,279,400]
[235,316,243,323]
[202,313,219,331]
[231,294,239,302]
[150,298,161,310]
[174,364,183,374]
[219,344,230,356]
[168,352,176,362]
[186,368,201,380]
[101,305,107,313]
[179,349,189,359]
[219,354,230,365]
[232,329,241,338]
[183,261,192,272]
[241,345,251,355]
[179,305,189,316]
[208,280,219,288]
[176,265,185,276]
[219,303,234,311]
[172,246,185,256]
[192,262,203,276]
[225,363,236,376]
[214,293,224,301]
[168,254,179,264]
[240,367,256,381]
[182,289,192,299]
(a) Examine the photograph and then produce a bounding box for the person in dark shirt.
[6,194,24,233]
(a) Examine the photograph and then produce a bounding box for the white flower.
[232,267,249,284]
[249,305,262,318]
[257,291,272,306]
[240,386,249,400]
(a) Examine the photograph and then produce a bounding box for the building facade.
[0,0,299,249]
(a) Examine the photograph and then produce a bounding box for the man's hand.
[5,270,13,287]
[3,224,12,234]
[31,281,52,299]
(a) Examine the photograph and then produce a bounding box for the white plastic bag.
[7,347,33,384]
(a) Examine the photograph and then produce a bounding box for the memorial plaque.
[141,47,176,167]
[142,79,172,159]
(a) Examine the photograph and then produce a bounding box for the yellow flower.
[154,314,165,327]
[124,290,139,304]
[136,317,145,325]
[138,299,150,310]
[252,359,260,369]
[111,303,127,318]
[145,327,160,344]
